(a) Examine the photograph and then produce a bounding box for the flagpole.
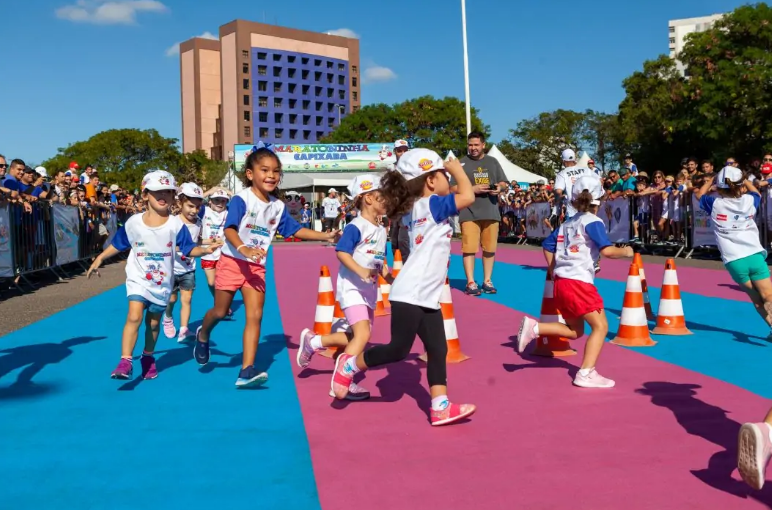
[461,0,472,135]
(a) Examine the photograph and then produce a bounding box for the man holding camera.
[454,131,508,296]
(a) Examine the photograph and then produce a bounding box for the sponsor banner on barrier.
[525,202,552,239]
[53,204,80,265]
[0,205,13,277]
[600,198,631,243]
[691,193,717,247]
[234,143,396,172]
[103,213,118,250]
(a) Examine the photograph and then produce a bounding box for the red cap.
[69,161,79,170]
[762,163,772,175]
[588,159,595,164]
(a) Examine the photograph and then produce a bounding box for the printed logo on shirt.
[474,171,490,185]
[569,245,580,253]
[144,263,166,286]
[166,241,173,247]
[269,219,277,225]
[246,224,270,237]
[411,217,427,228]
[415,234,425,245]
[717,214,727,221]
[418,159,435,172]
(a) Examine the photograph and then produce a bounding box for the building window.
[669,26,675,33]
[326,61,333,69]
[273,67,282,77]
[242,79,249,90]
[259,112,268,122]
[243,95,250,106]
[259,96,268,107]
[288,83,297,94]
[288,55,296,63]
[302,84,310,95]
[258,81,267,91]
[260,127,269,138]
[290,129,297,139]
[316,131,324,139]
[244,111,251,121]
[328,117,335,127]
[303,130,310,140]
[352,77,358,88]
[302,57,309,65]
[353,91,358,101]
[258,65,267,75]
[327,88,334,98]
[289,114,297,124]
[288,68,297,78]
[327,103,334,113]
[338,75,344,86]
[274,113,283,123]
[274,98,283,108]
[327,73,334,83]
[289,99,297,109]
[314,58,322,66]
[669,37,675,44]
[303,115,310,125]
[315,86,322,96]
[338,90,345,100]
[302,100,310,110]
[273,54,281,61]
[316,116,323,126]
[352,65,357,74]
[353,105,360,112]
[338,63,345,71]
[274,82,282,93]
[302,69,310,80]
[315,71,322,81]
[244,126,251,137]
[243,63,249,74]
[257,52,267,60]
[315,101,323,111]
[275,128,283,138]
[242,50,249,58]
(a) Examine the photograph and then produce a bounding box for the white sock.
[532,323,540,336]
[579,367,594,377]
[343,356,360,375]
[431,395,450,411]
[309,335,323,350]
[765,423,772,443]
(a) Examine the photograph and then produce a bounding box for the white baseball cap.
[177,182,204,199]
[210,189,230,200]
[394,140,409,149]
[348,174,381,200]
[110,184,119,192]
[396,148,444,181]
[141,170,177,192]
[34,166,47,178]
[572,174,604,205]
[561,149,576,162]
[328,188,337,193]
[716,165,743,188]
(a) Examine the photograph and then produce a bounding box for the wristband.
[236,244,246,253]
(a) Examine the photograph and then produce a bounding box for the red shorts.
[214,254,266,292]
[201,259,218,270]
[553,277,604,320]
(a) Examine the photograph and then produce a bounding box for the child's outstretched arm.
[87,225,132,277]
[585,221,634,259]
[600,245,634,259]
[445,158,475,211]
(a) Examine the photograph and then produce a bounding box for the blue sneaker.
[193,326,210,366]
[236,367,269,389]
[465,282,482,296]
[481,281,497,294]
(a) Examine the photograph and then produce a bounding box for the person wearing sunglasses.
[0,154,6,180]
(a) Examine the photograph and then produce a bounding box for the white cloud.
[165,31,217,57]
[325,28,359,39]
[362,65,397,84]
[55,0,168,25]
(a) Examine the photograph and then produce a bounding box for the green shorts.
[725,252,770,285]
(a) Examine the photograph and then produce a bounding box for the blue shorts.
[173,271,196,292]
[128,295,166,314]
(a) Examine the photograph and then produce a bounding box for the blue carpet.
[0,254,320,510]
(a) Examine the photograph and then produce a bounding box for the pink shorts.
[343,304,374,327]
[553,277,604,320]
[201,259,218,270]
[215,254,266,292]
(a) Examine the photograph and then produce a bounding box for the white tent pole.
[461,0,472,135]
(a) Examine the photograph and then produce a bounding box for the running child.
[194,147,338,388]
[199,188,233,318]
[516,174,633,388]
[297,174,389,401]
[330,148,477,426]
[86,170,221,380]
[163,182,204,343]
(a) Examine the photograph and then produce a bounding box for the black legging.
[363,301,447,386]
[389,221,411,261]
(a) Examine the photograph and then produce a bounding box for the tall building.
[668,14,724,75]
[180,20,361,160]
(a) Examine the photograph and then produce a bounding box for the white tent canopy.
[576,151,592,168]
[486,145,545,184]
[221,170,381,193]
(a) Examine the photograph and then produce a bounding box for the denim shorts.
[128,295,166,314]
[173,271,196,292]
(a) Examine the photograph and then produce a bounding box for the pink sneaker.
[331,353,355,400]
[328,381,370,401]
[140,355,158,380]
[431,402,476,426]
[573,369,615,388]
[110,358,133,380]
[516,316,538,353]
[738,422,772,490]
[163,315,176,338]
[297,328,317,368]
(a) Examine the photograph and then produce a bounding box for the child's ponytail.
[380,170,427,218]
[573,190,594,213]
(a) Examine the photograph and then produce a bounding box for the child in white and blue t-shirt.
[87,171,220,381]
[297,174,389,402]
[336,148,478,427]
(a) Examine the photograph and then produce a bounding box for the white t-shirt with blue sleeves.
[389,194,458,310]
[543,212,612,284]
[173,219,201,275]
[699,192,764,264]
[111,214,197,306]
[335,216,387,309]
[219,189,301,266]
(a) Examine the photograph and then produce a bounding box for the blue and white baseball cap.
[716,165,743,188]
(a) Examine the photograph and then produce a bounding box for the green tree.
[321,96,489,156]
[177,150,229,190]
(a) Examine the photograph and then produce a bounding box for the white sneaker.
[516,316,538,353]
[177,326,190,344]
[573,369,615,388]
[297,328,317,368]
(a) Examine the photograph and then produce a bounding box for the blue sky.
[0,0,743,163]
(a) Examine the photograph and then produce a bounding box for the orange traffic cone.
[319,299,348,358]
[634,253,655,321]
[652,259,692,335]
[313,266,335,336]
[392,250,403,278]
[374,282,390,317]
[611,263,656,347]
[379,273,391,309]
[419,277,469,363]
[533,273,576,357]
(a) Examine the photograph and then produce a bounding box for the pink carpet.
[274,245,772,510]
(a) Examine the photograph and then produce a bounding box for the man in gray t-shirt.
[452,131,508,296]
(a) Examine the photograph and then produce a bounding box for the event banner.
[600,198,631,243]
[691,194,717,247]
[53,204,80,266]
[234,143,396,172]
[525,202,552,239]
[0,205,13,277]
[102,213,118,251]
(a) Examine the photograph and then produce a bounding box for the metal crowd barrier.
[0,200,120,291]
